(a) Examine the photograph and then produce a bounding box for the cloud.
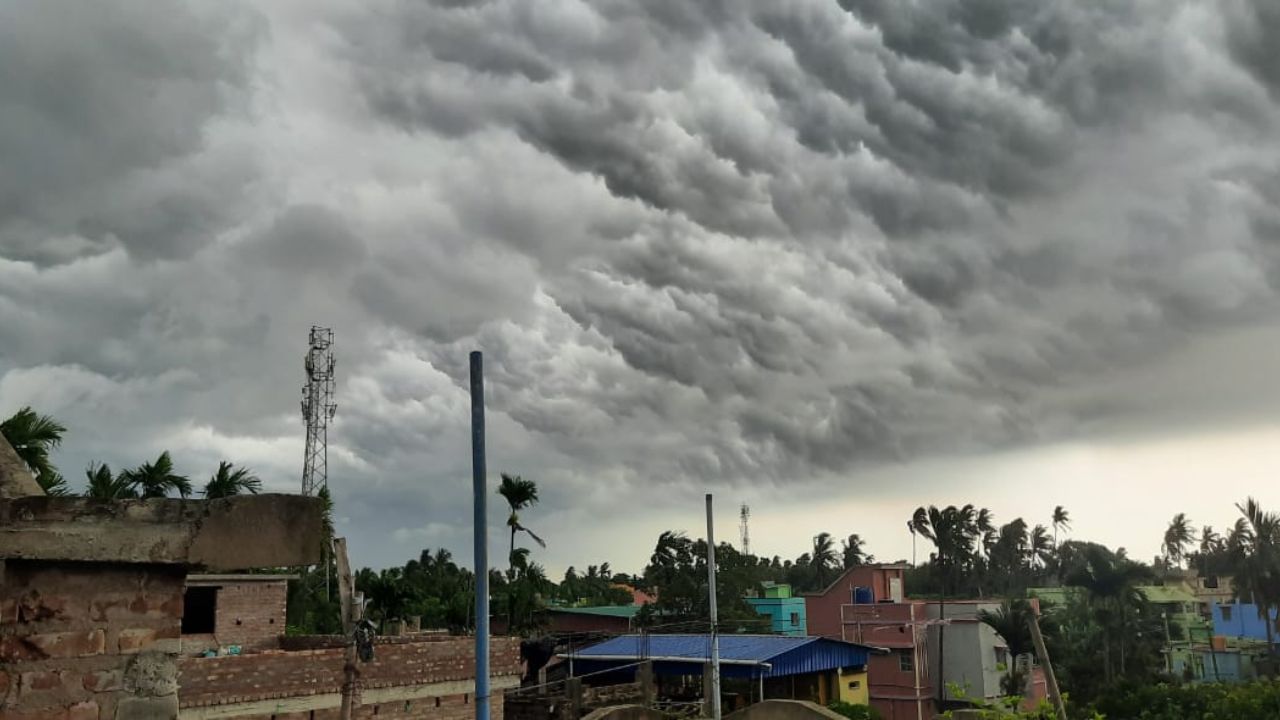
[2,0,1279,570]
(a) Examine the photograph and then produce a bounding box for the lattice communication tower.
[740,504,751,556]
[301,326,337,496]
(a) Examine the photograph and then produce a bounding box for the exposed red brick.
[81,670,121,693]
[116,626,178,654]
[177,636,521,715]
[0,635,46,662]
[1,597,18,625]
[18,592,71,624]
[20,670,64,692]
[67,700,99,720]
[22,630,105,659]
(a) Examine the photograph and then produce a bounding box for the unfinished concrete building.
[0,433,520,719]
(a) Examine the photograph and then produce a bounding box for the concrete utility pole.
[1027,613,1067,720]
[471,351,490,720]
[705,494,722,720]
[334,537,361,720]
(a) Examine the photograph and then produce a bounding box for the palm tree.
[1230,498,1279,652]
[1163,513,1195,570]
[36,470,72,497]
[0,407,67,488]
[842,533,871,569]
[202,461,262,498]
[1052,506,1071,548]
[85,463,137,500]
[1030,524,1053,570]
[119,451,192,498]
[912,505,982,595]
[497,473,545,569]
[811,532,838,587]
[1067,545,1154,680]
[978,599,1035,695]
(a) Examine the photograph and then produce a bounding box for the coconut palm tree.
[497,473,545,569]
[1230,498,1279,652]
[0,407,67,490]
[1030,524,1053,570]
[119,451,192,498]
[811,532,838,587]
[85,462,137,500]
[1052,506,1071,548]
[202,461,262,499]
[1163,513,1195,570]
[842,533,871,569]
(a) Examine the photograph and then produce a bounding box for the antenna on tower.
[740,504,750,556]
[301,326,337,496]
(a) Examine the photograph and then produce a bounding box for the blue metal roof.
[567,634,872,679]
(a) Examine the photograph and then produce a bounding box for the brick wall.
[178,635,521,719]
[182,578,288,652]
[245,693,505,720]
[0,560,186,719]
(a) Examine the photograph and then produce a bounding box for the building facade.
[746,583,807,636]
[181,574,293,654]
[1213,601,1280,643]
[805,565,931,720]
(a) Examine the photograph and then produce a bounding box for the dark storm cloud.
[0,2,261,265]
[3,0,1280,569]
[340,0,1280,481]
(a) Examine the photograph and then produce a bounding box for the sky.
[2,0,1280,575]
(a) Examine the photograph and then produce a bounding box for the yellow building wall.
[836,667,870,706]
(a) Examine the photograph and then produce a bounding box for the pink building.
[804,565,933,720]
[804,565,1047,719]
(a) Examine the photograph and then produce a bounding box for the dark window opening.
[183,586,218,634]
[899,650,914,672]
[1204,576,1219,589]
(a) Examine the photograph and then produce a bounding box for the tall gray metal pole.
[705,494,722,720]
[470,351,490,720]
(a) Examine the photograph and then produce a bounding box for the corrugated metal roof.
[568,634,872,678]
[550,605,641,618]
[1137,585,1197,604]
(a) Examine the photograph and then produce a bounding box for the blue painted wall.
[1172,649,1248,683]
[1213,602,1279,641]
[746,597,807,636]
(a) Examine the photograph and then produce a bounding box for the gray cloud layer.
[2,0,1279,568]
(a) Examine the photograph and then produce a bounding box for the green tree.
[1162,512,1194,570]
[910,505,982,595]
[841,533,871,569]
[0,407,67,489]
[202,461,262,498]
[119,451,192,498]
[811,532,838,588]
[1065,544,1156,681]
[1229,498,1279,653]
[1051,505,1071,549]
[978,599,1035,695]
[85,462,137,500]
[497,473,545,568]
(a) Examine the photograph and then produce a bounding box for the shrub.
[827,701,882,720]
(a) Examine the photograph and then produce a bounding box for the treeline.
[1,407,263,499]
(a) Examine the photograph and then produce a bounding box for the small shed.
[565,634,879,707]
